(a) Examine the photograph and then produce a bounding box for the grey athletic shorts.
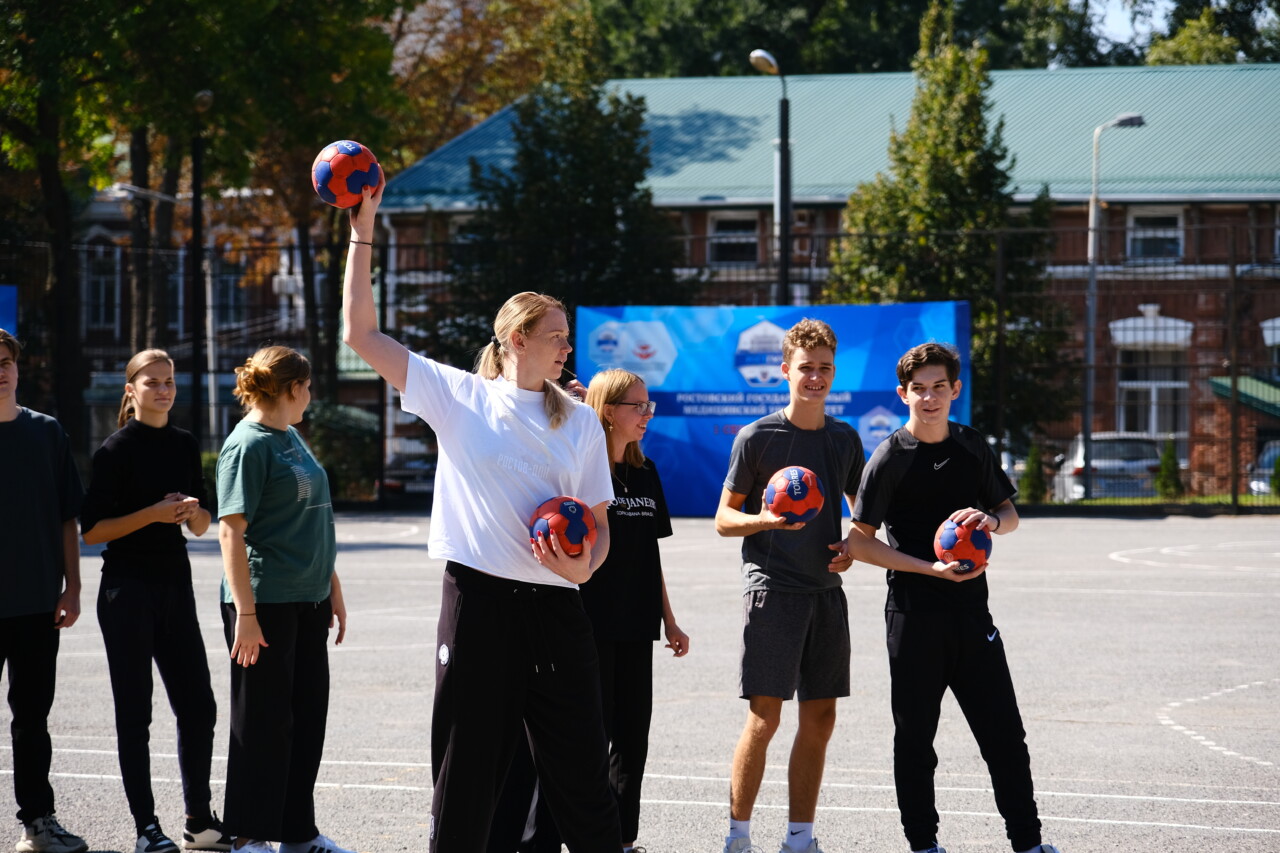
[739,586,851,701]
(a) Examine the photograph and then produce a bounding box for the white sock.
[786,822,813,849]
[728,819,751,840]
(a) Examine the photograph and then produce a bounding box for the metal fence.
[3,223,1277,510]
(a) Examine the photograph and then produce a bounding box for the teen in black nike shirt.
[851,342,1060,853]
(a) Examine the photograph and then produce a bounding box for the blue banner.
[0,285,15,333]
[575,303,970,517]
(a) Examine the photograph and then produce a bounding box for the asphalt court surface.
[2,514,1278,852]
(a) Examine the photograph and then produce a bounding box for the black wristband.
[990,513,1001,531]
[350,240,373,246]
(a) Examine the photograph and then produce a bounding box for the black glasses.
[615,400,657,416]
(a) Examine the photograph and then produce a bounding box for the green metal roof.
[383,63,1280,212]
[1208,375,1280,419]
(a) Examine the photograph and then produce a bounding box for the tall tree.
[440,76,689,368]
[0,0,118,448]
[382,0,580,170]
[589,0,1110,77]
[1158,0,1280,61]
[1147,6,1243,63]
[823,0,1069,447]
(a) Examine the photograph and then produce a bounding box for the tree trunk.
[128,125,152,352]
[36,94,84,451]
[296,218,323,396]
[148,136,183,349]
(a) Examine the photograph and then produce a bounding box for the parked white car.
[1052,432,1162,502]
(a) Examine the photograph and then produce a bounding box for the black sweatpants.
[431,563,619,853]
[220,599,332,843]
[0,611,59,823]
[488,637,655,852]
[99,577,217,828]
[886,608,1042,853]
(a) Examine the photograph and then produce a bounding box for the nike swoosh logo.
[987,629,999,642]
[934,459,950,470]
[789,831,803,836]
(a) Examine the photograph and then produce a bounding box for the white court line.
[1157,678,1279,768]
[6,772,1278,835]
[1110,541,1280,574]
[0,745,433,767]
[644,774,1280,806]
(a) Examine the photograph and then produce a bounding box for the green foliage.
[305,403,381,502]
[1018,443,1047,504]
[201,451,220,513]
[1160,0,1280,62]
[1147,7,1242,64]
[1155,439,1184,499]
[439,79,690,368]
[822,1,1071,447]
[1271,449,1280,495]
[588,0,1105,78]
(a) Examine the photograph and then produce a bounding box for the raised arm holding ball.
[341,179,621,853]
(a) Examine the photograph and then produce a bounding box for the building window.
[1127,205,1182,261]
[1263,316,1280,382]
[708,212,759,265]
[83,244,120,331]
[212,264,247,329]
[1117,349,1188,436]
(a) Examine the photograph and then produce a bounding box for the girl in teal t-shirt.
[215,346,350,853]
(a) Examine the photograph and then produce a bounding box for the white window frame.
[707,211,760,267]
[1126,205,1183,262]
[81,244,122,335]
[1115,348,1189,458]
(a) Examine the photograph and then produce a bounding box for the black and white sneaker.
[182,814,232,852]
[15,815,88,853]
[135,824,179,853]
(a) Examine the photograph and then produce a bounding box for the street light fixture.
[1083,111,1144,499]
[750,48,791,306]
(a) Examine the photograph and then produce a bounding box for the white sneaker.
[231,842,275,853]
[723,838,765,853]
[780,838,824,853]
[913,847,947,853]
[278,835,353,853]
[16,816,88,853]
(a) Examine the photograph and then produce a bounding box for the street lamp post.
[1083,112,1144,499]
[750,49,790,307]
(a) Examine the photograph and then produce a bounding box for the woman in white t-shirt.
[341,180,619,852]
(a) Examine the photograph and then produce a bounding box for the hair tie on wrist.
[350,240,373,246]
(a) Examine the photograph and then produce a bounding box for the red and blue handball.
[764,465,826,524]
[528,495,598,557]
[933,518,993,574]
[311,140,380,208]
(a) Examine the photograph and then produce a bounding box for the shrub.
[1155,439,1184,500]
[305,402,380,501]
[1018,443,1047,504]
[201,451,220,515]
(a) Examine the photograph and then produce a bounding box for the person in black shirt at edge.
[850,342,1061,853]
[489,368,690,853]
[81,349,232,853]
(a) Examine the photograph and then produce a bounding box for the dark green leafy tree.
[1018,442,1047,503]
[823,1,1070,447]
[439,76,690,369]
[1147,6,1242,63]
[589,0,1108,76]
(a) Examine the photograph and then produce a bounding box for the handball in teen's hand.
[311,140,380,208]
[529,496,598,557]
[933,518,992,574]
[764,466,825,524]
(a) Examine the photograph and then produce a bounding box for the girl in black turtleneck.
[81,349,230,853]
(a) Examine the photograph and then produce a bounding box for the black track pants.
[886,608,1042,852]
[220,599,331,843]
[98,578,217,827]
[430,563,619,853]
